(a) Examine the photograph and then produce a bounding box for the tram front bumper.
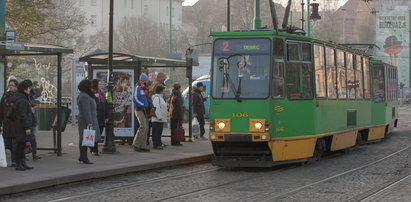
[209,133,270,142]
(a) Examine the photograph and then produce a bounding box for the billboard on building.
[375,9,410,86]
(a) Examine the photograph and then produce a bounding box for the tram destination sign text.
[214,38,270,55]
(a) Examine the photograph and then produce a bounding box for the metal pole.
[253,0,261,29]
[290,10,293,26]
[307,0,311,37]
[169,0,172,53]
[57,53,62,156]
[301,0,304,30]
[0,0,5,40]
[102,0,117,153]
[227,0,230,31]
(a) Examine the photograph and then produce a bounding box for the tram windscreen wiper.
[218,55,242,102]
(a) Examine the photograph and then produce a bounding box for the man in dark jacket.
[12,81,36,171]
[0,78,18,167]
[192,82,208,140]
[23,79,40,161]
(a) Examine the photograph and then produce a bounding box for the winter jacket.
[94,91,106,128]
[0,91,17,138]
[12,92,36,142]
[151,94,168,123]
[133,85,149,110]
[168,89,184,120]
[77,92,101,142]
[192,87,206,116]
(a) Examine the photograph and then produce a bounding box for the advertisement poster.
[93,69,134,137]
[375,9,410,86]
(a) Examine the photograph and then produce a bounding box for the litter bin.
[52,106,71,132]
[35,104,57,131]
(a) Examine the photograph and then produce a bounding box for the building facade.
[74,0,183,36]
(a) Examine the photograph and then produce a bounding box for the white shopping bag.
[192,118,200,138]
[0,134,7,168]
[82,127,96,147]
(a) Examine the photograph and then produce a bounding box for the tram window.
[355,55,364,99]
[326,47,337,99]
[363,58,371,99]
[273,38,284,59]
[346,53,355,99]
[302,43,311,61]
[336,50,347,99]
[287,42,300,61]
[314,44,326,98]
[372,65,385,102]
[272,62,285,98]
[286,63,313,99]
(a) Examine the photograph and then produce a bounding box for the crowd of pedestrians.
[0,72,208,169]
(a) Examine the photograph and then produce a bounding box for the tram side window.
[314,44,326,98]
[336,50,347,99]
[273,38,284,59]
[346,53,355,99]
[355,55,364,99]
[326,47,337,99]
[363,58,371,99]
[372,65,385,102]
[286,41,313,99]
[272,62,285,98]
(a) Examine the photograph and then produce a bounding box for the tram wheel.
[313,139,326,162]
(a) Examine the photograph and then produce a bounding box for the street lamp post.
[102,0,117,153]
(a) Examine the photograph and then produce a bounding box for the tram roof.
[0,41,73,56]
[79,50,187,67]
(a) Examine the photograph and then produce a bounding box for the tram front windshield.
[212,38,271,99]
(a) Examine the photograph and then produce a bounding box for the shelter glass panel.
[336,50,347,99]
[355,55,364,99]
[314,44,326,98]
[346,53,355,99]
[326,47,337,99]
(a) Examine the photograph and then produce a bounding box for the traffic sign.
[5,30,16,42]
[5,41,24,50]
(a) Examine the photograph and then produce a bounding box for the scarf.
[138,81,149,96]
[96,90,104,103]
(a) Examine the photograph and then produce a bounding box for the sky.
[183,0,349,8]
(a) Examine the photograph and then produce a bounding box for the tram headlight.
[254,122,263,130]
[218,122,226,129]
[210,135,216,140]
[261,135,267,140]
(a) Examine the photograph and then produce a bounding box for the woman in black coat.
[91,79,106,156]
[12,81,36,171]
[168,83,184,146]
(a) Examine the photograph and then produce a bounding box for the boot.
[15,160,26,171]
[22,159,33,170]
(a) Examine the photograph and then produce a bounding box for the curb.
[0,154,213,196]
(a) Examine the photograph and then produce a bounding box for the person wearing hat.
[132,73,150,152]
[192,82,208,140]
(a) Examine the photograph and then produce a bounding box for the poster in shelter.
[93,69,134,137]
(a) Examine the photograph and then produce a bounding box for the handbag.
[24,141,32,154]
[173,121,185,142]
[0,134,7,168]
[82,126,96,147]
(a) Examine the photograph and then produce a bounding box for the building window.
[79,0,85,6]
[90,15,97,27]
[91,0,97,6]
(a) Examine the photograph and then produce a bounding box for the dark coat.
[0,91,17,138]
[168,89,184,120]
[77,92,101,142]
[192,88,206,116]
[12,92,36,142]
[94,92,106,128]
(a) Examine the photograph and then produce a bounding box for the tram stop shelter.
[0,41,73,156]
[79,51,188,140]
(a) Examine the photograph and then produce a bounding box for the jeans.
[152,122,164,147]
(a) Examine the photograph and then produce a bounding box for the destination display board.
[214,38,271,55]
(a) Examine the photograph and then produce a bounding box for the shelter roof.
[0,41,73,55]
[79,50,187,67]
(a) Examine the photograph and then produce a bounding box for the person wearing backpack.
[12,81,36,171]
[0,78,19,167]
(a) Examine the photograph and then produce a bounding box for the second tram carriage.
[208,30,398,167]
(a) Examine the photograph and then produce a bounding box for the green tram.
[208,31,399,167]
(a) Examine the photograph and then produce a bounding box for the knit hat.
[139,73,148,82]
[196,82,204,87]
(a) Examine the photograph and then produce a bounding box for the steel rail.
[358,173,411,202]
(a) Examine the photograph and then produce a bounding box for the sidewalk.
[0,124,213,196]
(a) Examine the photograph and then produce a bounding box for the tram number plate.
[232,113,249,118]
[225,134,252,142]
